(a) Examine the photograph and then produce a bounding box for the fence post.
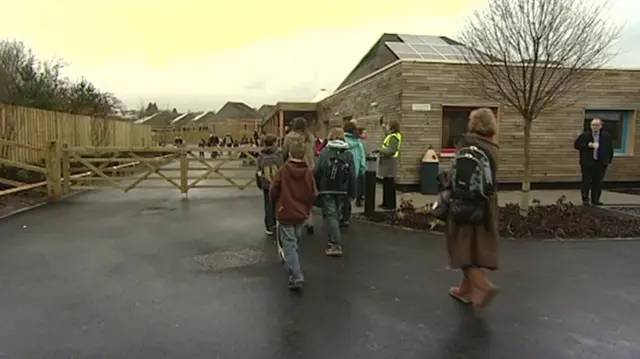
[61,143,70,195]
[46,140,62,202]
[179,148,188,195]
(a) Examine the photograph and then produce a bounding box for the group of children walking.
[256,117,366,290]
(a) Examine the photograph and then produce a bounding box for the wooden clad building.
[310,33,640,187]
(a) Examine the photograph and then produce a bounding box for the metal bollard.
[364,154,378,216]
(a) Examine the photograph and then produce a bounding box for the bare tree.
[458,0,621,213]
[0,39,122,117]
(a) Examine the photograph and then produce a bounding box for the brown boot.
[448,277,472,304]
[467,268,500,308]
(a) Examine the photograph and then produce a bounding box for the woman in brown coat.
[446,108,500,308]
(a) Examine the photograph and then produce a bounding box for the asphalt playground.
[1,164,639,359]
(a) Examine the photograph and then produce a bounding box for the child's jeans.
[279,223,304,281]
[263,190,276,230]
[341,196,351,223]
[322,195,344,244]
[357,173,365,199]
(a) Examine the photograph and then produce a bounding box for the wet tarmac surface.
[1,186,640,359]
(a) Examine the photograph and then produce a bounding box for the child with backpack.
[342,121,367,224]
[256,135,284,235]
[443,108,500,308]
[269,139,317,289]
[314,127,357,256]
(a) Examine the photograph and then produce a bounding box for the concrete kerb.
[351,215,640,242]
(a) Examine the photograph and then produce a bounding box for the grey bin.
[420,149,440,195]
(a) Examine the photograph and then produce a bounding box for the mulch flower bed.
[354,196,640,239]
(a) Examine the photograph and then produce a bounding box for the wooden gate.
[60,145,261,196]
[0,139,50,198]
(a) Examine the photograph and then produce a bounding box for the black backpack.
[323,150,351,192]
[449,145,495,224]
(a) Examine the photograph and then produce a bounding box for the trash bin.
[420,148,439,195]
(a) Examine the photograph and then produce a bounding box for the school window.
[583,109,633,155]
[441,106,498,153]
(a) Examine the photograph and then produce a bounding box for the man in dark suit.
[574,118,614,205]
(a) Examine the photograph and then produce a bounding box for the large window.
[442,106,498,151]
[584,110,632,155]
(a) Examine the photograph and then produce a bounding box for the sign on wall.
[412,104,432,111]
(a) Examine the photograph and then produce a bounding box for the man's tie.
[593,133,599,160]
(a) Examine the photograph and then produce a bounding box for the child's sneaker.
[265,227,274,236]
[325,243,343,257]
[305,225,314,235]
[288,277,304,290]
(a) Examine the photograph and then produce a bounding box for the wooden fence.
[0,105,153,164]
[155,119,261,145]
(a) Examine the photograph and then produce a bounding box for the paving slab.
[1,186,640,359]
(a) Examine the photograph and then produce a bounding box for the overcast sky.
[2,0,638,112]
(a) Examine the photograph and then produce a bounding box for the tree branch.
[458,0,621,121]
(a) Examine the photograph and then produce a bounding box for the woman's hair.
[343,121,357,135]
[291,116,313,142]
[388,119,400,133]
[327,127,345,141]
[291,117,308,132]
[468,108,497,137]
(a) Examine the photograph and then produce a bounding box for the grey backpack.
[449,145,495,224]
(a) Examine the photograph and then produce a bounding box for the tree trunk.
[519,119,532,216]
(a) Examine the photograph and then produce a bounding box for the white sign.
[412,103,431,111]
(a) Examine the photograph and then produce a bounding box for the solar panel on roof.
[385,42,428,59]
[398,34,426,44]
[410,44,435,54]
[387,38,476,62]
[418,35,448,46]
[431,45,459,55]
[398,53,424,59]
[386,42,418,54]
[420,52,447,60]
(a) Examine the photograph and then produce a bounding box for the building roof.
[191,111,217,124]
[335,33,470,91]
[133,112,180,126]
[215,101,262,121]
[260,102,318,125]
[257,104,276,118]
[311,89,330,102]
[169,112,197,127]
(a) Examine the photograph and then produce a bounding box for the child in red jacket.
[270,139,317,290]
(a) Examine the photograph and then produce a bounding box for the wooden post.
[179,148,188,195]
[61,143,70,195]
[278,110,284,138]
[45,140,62,202]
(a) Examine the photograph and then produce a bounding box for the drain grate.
[194,248,268,272]
[139,206,174,215]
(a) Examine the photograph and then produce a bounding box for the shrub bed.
[354,196,640,239]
